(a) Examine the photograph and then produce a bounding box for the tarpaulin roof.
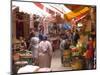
[12,1,72,17]
[64,7,90,21]
[12,1,50,16]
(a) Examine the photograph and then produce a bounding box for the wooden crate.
[62,50,71,67]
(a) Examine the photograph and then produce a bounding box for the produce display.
[62,50,71,67]
[62,40,87,69]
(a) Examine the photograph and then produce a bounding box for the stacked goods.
[70,43,86,70]
[13,53,20,61]
[62,50,71,67]
[70,47,80,57]
[71,40,87,57]
[15,61,28,70]
[63,50,71,56]
[19,50,33,65]
[71,57,83,70]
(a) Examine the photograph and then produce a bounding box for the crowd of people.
[12,13,96,74]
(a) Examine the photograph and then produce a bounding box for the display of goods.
[71,58,83,70]
[71,44,85,57]
[63,63,71,67]
[15,61,28,65]
[19,50,26,54]
[20,57,33,65]
[63,50,71,56]
[13,53,20,61]
[19,50,32,54]
[62,50,71,67]
[63,58,71,62]
[63,55,71,59]
[72,51,80,57]
[71,47,78,52]
[15,61,28,70]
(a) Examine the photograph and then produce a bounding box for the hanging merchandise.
[77,23,83,27]
[63,23,71,30]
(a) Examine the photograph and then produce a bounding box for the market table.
[19,54,33,65]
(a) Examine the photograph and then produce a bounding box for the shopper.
[84,37,94,69]
[38,35,53,68]
[30,37,40,65]
[19,36,27,50]
[27,28,35,49]
[60,36,67,64]
[72,30,80,46]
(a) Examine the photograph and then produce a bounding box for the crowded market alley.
[12,1,96,74]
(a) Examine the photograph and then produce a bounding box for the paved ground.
[51,49,72,71]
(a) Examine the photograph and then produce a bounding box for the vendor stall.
[62,50,71,67]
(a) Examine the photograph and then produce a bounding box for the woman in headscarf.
[30,37,39,65]
[38,35,53,68]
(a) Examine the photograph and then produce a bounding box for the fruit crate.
[62,50,71,67]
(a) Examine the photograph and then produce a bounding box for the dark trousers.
[86,58,94,70]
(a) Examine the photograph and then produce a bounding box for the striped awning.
[12,1,71,17]
[64,7,90,21]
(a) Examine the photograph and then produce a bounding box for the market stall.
[12,1,96,73]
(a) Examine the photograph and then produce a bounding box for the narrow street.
[51,49,72,71]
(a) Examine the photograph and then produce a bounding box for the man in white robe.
[38,36,53,68]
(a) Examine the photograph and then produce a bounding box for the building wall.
[12,7,30,40]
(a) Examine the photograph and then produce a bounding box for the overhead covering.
[12,1,72,18]
[12,1,50,16]
[64,7,90,21]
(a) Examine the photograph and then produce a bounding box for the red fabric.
[34,3,44,9]
[85,50,94,59]
[87,41,94,51]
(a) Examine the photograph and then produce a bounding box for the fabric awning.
[64,7,90,21]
